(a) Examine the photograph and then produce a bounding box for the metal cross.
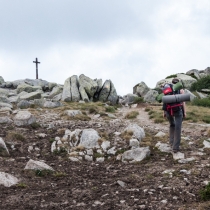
[33,58,41,79]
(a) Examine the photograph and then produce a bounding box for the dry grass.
[144,104,210,125]
[6,132,25,141]
[125,111,139,119]
[120,130,133,141]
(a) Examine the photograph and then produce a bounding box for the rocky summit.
[0,71,210,209]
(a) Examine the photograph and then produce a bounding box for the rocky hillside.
[0,99,210,209]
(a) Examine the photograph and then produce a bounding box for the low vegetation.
[125,111,139,119]
[6,132,25,141]
[190,75,210,91]
[200,182,210,201]
[144,103,210,124]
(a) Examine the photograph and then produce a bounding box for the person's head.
[172,78,179,84]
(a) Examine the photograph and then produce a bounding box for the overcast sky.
[0,0,210,95]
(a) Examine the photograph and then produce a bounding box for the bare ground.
[0,104,210,210]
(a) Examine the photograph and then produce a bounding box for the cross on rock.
[33,58,41,79]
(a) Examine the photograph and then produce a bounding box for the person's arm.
[180,89,187,117]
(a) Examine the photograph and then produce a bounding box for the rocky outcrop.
[79,74,98,99]
[133,81,150,97]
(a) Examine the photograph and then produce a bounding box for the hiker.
[163,78,186,153]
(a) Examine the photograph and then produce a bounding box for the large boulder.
[49,86,63,98]
[186,69,201,79]
[143,90,159,103]
[0,76,4,85]
[19,92,41,101]
[107,81,118,105]
[79,74,98,98]
[0,117,13,124]
[0,102,13,109]
[17,100,31,109]
[79,86,89,102]
[0,88,9,97]
[17,83,42,94]
[14,111,36,126]
[79,129,100,149]
[124,124,145,142]
[98,80,111,102]
[24,79,49,90]
[155,78,173,89]
[70,75,81,102]
[176,74,197,89]
[62,77,71,102]
[204,67,210,76]
[120,93,139,105]
[43,101,63,108]
[12,80,25,88]
[133,81,150,97]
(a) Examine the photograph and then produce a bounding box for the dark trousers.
[166,109,183,151]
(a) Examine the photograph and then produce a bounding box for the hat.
[172,78,179,84]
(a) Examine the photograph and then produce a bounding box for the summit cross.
[33,58,41,79]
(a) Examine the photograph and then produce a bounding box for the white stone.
[0,172,19,187]
[0,137,9,156]
[38,133,47,138]
[114,132,121,136]
[96,157,105,162]
[172,152,185,160]
[69,157,80,162]
[55,137,60,141]
[51,141,57,153]
[64,110,82,117]
[203,140,210,148]
[124,124,145,141]
[28,146,33,153]
[101,141,110,151]
[178,157,195,164]
[14,111,36,126]
[24,159,54,171]
[129,139,139,148]
[154,131,166,137]
[155,142,171,153]
[84,155,93,161]
[79,129,100,149]
[86,149,93,155]
[107,147,116,155]
[0,117,13,124]
[122,147,150,162]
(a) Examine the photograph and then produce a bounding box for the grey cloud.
[0,0,157,51]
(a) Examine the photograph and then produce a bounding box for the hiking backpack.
[162,84,183,116]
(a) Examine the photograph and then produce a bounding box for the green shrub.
[202,116,210,124]
[35,169,53,177]
[200,182,210,201]
[191,98,210,107]
[105,106,116,113]
[53,147,68,156]
[30,122,41,129]
[165,74,177,79]
[190,75,210,91]
[134,97,144,104]
[16,183,28,188]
